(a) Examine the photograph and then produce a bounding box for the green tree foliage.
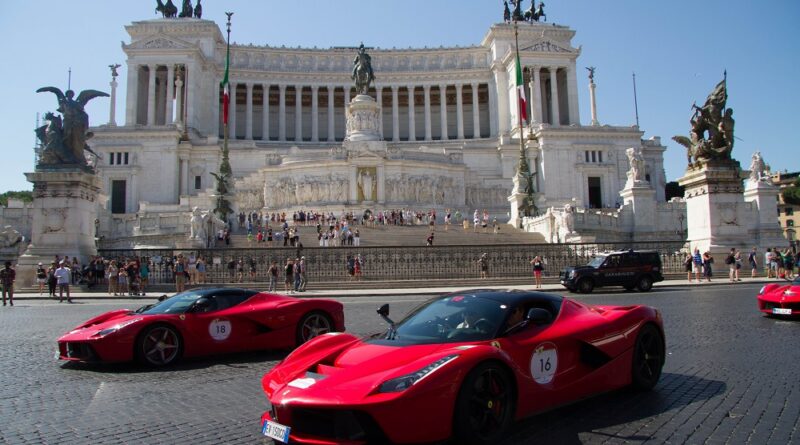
[0,191,33,207]
[782,177,800,205]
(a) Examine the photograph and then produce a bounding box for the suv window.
[620,253,639,267]
[604,255,621,268]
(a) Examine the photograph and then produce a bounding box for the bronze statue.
[109,63,121,78]
[351,43,375,96]
[156,0,178,18]
[178,0,193,18]
[194,0,202,18]
[672,74,735,166]
[510,0,524,21]
[503,1,511,22]
[525,2,546,22]
[35,86,108,168]
[586,66,596,82]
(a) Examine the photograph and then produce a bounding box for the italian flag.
[221,40,231,125]
[515,53,527,126]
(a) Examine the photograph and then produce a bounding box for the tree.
[665,181,685,201]
[0,190,33,207]
[782,177,800,206]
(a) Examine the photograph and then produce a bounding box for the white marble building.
[88,17,668,244]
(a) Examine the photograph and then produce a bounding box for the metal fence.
[98,241,687,285]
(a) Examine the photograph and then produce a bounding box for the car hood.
[263,333,472,402]
[58,309,148,341]
[760,284,800,301]
[562,265,595,274]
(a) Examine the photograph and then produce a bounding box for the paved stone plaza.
[0,283,798,444]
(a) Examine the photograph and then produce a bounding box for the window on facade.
[598,151,603,163]
[195,175,202,190]
[124,153,129,165]
[788,220,795,227]
[116,153,122,165]
[591,151,596,163]
[645,174,651,182]
[585,151,590,163]
[786,208,794,216]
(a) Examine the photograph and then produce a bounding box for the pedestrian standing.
[268,260,279,292]
[748,247,758,278]
[36,262,47,295]
[531,255,544,289]
[784,249,795,280]
[55,261,72,303]
[734,249,742,281]
[293,257,302,291]
[426,232,435,246]
[346,254,355,281]
[692,248,703,282]
[1,261,16,306]
[140,260,150,295]
[477,253,489,279]
[195,258,205,285]
[107,260,119,296]
[174,255,186,293]
[726,248,737,282]
[284,259,294,293]
[354,229,360,247]
[684,252,694,282]
[702,251,714,282]
[47,262,57,297]
[298,257,307,292]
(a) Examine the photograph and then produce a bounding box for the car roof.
[442,289,563,306]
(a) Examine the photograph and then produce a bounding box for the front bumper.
[758,298,800,316]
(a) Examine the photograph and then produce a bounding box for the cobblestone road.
[0,284,798,444]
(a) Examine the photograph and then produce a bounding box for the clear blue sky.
[1,1,797,193]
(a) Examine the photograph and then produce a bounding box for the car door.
[599,254,622,286]
[182,289,250,355]
[495,302,583,416]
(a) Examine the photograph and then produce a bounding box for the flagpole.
[222,12,233,178]
[512,16,536,217]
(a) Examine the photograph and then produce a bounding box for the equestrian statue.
[351,43,375,96]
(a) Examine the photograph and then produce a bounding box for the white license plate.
[773,308,792,315]
[262,419,291,443]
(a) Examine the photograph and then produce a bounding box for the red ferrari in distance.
[57,288,344,366]
[260,289,666,445]
[758,277,800,317]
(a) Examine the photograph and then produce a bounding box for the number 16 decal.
[530,342,558,384]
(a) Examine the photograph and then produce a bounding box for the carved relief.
[41,208,68,233]
[263,174,350,208]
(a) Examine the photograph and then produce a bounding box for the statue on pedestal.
[672,74,736,166]
[625,147,647,186]
[748,151,768,183]
[352,43,375,95]
[35,86,108,169]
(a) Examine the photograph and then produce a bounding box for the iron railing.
[98,241,687,285]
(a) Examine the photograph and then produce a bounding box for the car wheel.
[637,276,654,292]
[577,278,594,294]
[296,311,333,345]
[631,324,664,391]
[453,362,514,445]
[137,324,182,367]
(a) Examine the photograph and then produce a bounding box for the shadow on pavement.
[59,349,289,373]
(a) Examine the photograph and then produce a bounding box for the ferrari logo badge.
[491,341,501,349]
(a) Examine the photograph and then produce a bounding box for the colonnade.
[524,65,578,127]
[126,64,187,127]
[220,82,490,142]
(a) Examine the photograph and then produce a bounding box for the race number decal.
[530,342,558,384]
[209,319,232,341]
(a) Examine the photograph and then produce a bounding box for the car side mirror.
[377,304,390,317]
[526,308,552,325]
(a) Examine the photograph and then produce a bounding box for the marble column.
[146,64,157,126]
[165,65,175,124]
[549,67,560,126]
[455,84,464,139]
[108,75,118,126]
[529,66,542,124]
[326,85,335,142]
[245,82,254,140]
[424,85,432,141]
[471,82,480,138]
[491,65,509,135]
[566,65,581,126]
[261,83,270,141]
[295,86,303,142]
[439,84,448,140]
[344,87,351,113]
[125,64,138,125]
[278,84,286,141]
[589,78,599,126]
[391,85,399,142]
[179,156,189,196]
[311,85,319,142]
[376,86,383,139]
[229,82,238,139]
[407,85,416,142]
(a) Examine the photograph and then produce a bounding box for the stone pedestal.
[346,95,381,142]
[507,172,530,228]
[678,160,751,255]
[17,169,102,286]
[619,182,656,233]
[744,179,786,248]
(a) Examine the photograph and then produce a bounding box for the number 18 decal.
[209,319,232,341]
[530,342,558,384]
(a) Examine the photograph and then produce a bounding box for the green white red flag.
[515,53,527,126]
[221,39,231,125]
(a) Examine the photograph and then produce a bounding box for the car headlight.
[377,355,458,393]
[784,290,795,296]
[569,270,576,279]
[759,286,766,295]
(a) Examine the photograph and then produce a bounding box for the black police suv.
[560,250,664,293]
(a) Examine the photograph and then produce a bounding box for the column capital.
[326,85,335,92]
[423,84,432,92]
[245,82,254,90]
[406,85,416,91]
[311,85,319,92]
[455,83,463,92]
[390,85,399,92]
[278,84,287,91]
[549,66,560,73]
[438,83,447,90]
[470,81,479,89]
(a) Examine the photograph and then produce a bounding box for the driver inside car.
[457,309,480,329]
[505,306,525,330]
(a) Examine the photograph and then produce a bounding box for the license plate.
[262,419,290,443]
[773,308,792,315]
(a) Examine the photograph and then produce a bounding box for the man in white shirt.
[54,261,72,303]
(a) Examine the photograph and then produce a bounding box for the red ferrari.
[57,288,344,366]
[758,277,800,317]
[260,289,665,445]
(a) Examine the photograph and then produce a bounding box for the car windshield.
[139,291,204,315]
[383,295,510,344]
[587,255,607,268]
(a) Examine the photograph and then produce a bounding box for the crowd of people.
[684,246,799,283]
